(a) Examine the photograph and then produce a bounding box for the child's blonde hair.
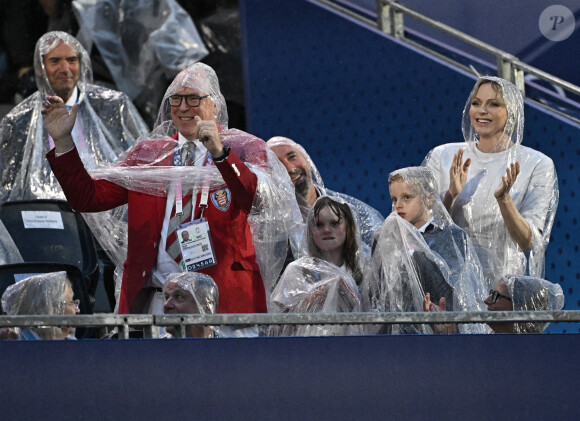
[388,166,438,204]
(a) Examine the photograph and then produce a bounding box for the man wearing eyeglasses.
[43,63,296,321]
[425,274,564,334]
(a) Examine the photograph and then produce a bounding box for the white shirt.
[151,133,209,287]
[424,141,557,289]
[417,218,434,234]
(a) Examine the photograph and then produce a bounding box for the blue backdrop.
[1,334,579,420]
[239,0,580,332]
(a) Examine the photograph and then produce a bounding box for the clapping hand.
[494,162,520,199]
[448,148,471,199]
[423,293,455,334]
[423,292,446,312]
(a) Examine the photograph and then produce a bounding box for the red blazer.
[48,130,268,314]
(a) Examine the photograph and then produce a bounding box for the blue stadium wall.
[239,0,580,332]
[1,335,580,420]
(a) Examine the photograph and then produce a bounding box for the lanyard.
[172,146,211,221]
[198,154,213,218]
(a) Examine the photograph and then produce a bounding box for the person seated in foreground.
[424,274,564,334]
[162,272,219,338]
[1,271,80,340]
[270,196,364,337]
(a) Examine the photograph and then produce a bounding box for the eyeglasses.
[488,289,512,304]
[62,299,80,310]
[168,94,209,108]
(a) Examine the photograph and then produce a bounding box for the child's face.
[389,180,429,229]
[312,205,347,256]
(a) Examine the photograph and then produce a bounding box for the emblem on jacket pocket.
[211,188,231,212]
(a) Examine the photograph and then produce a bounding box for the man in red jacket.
[43,63,270,316]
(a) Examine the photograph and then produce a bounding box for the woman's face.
[61,284,79,338]
[312,206,347,258]
[62,285,78,315]
[468,83,508,142]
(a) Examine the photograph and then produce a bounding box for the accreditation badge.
[177,218,217,272]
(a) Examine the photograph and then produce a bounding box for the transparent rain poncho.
[0,31,148,202]
[1,271,74,340]
[502,274,564,333]
[363,167,488,335]
[162,272,219,338]
[423,76,558,290]
[266,136,384,257]
[0,219,23,265]
[270,196,364,337]
[152,61,229,132]
[362,214,452,335]
[73,0,208,122]
[79,63,302,311]
[387,167,487,333]
[163,272,218,314]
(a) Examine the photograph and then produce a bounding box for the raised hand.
[193,115,222,157]
[494,162,520,199]
[448,148,471,199]
[41,95,77,153]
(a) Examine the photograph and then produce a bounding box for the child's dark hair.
[308,196,363,284]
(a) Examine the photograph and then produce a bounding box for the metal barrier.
[2,311,580,338]
[314,0,580,121]
[377,0,580,98]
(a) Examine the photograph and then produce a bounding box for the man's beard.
[294,171,311,199]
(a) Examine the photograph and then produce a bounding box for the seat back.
[0,200,99,293]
